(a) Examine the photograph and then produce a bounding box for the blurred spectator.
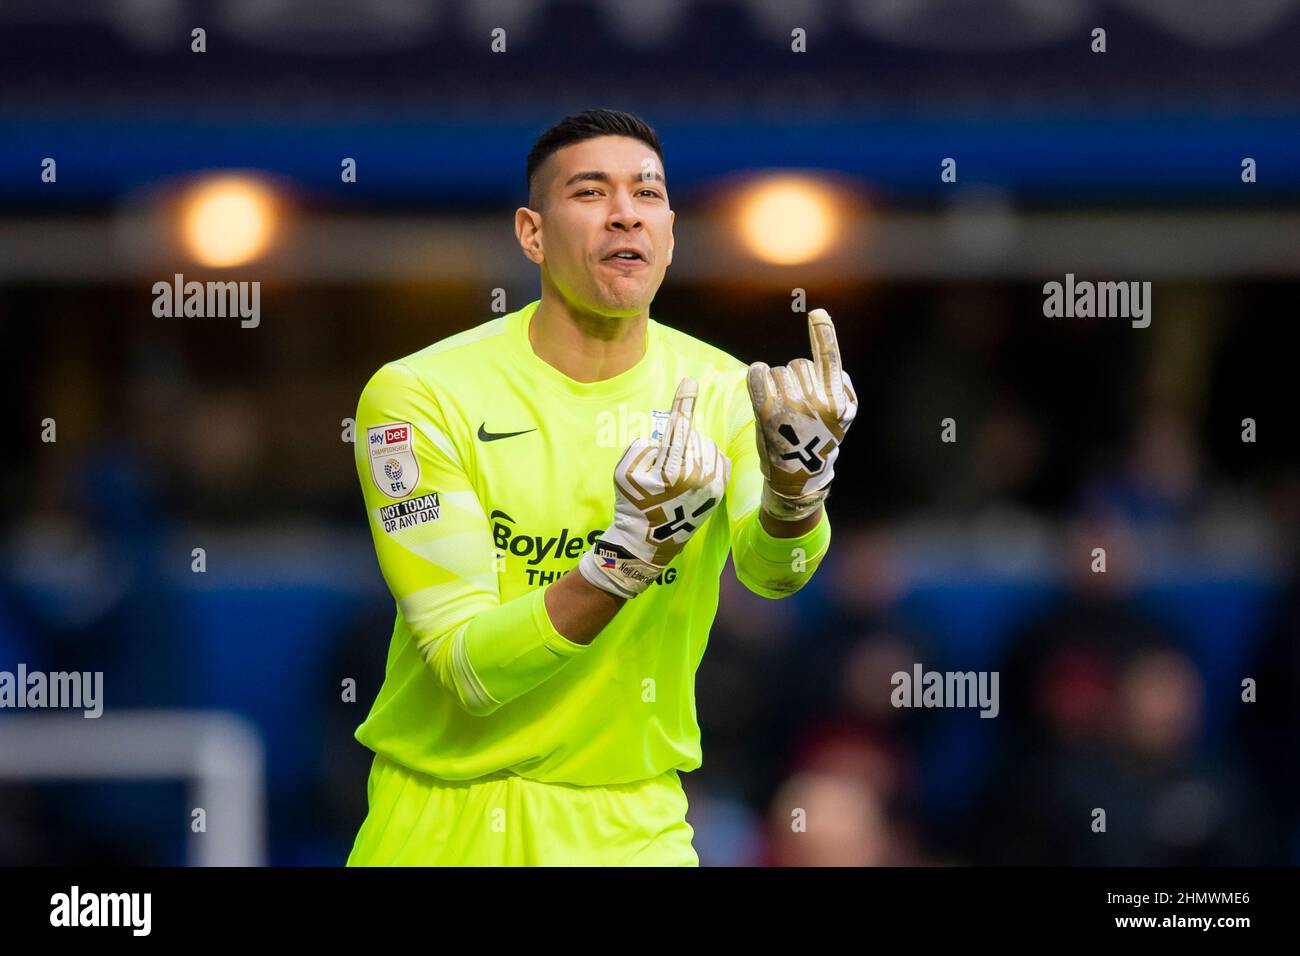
[972,641,1275,864]
[1078,401,1206,528]
[766,768,893,867]
[1241,478,1300,863]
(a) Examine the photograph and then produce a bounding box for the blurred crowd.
[0,281,1296,864]
[688,285,1299,865]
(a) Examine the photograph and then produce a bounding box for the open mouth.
[603,249,647,263]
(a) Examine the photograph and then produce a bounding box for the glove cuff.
[761,482,829,522]
[577,540,662,600]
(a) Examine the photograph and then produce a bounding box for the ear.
[666,209,675,266]
[515,206,544,265]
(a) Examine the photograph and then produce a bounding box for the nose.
[608,190,642,231]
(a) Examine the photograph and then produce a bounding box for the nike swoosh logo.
[477,423,537,443]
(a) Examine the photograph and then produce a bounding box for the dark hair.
[526,109,664,210]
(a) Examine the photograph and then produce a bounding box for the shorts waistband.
[376,754,681,793]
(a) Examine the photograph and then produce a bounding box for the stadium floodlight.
[734,174,843,266]
[179,175,280,268]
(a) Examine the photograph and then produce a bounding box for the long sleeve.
[722,373,832,598]
[354,362,590,717]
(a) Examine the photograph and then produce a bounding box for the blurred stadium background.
[1,0,1298,865]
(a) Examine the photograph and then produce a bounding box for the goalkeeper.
[347,109,857,866]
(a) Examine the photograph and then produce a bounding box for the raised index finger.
[659,376,698,472]
[807,308,845,414]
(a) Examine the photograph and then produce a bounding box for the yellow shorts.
[346,753,698,866]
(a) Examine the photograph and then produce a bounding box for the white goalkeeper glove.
[747,308,858,521]
[579,376,731,599]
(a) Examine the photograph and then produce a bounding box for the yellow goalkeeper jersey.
[352,298,832,786]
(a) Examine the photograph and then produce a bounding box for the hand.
[747,308,858,521]
[578,376,731,599]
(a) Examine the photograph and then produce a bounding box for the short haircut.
[526,109,664,210]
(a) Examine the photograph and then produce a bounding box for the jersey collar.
[507,299,659,402]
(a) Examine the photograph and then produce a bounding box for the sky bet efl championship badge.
[367,421,420,499]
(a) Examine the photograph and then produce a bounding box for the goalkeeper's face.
[518,135,675,318]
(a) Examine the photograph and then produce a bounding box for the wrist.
[577,539,663,599]
[759,503,823,538]
[760,482,829,522]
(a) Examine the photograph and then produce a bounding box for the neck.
[530,285,648,383]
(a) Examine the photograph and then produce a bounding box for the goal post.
[0,710,266,866]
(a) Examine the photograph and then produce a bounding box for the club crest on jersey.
[649,408,671,441]
[367,421,420,499]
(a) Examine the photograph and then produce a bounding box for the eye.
[576,188,601,197]
[638,189,663,199]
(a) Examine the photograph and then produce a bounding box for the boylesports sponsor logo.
[491,509,678,588]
